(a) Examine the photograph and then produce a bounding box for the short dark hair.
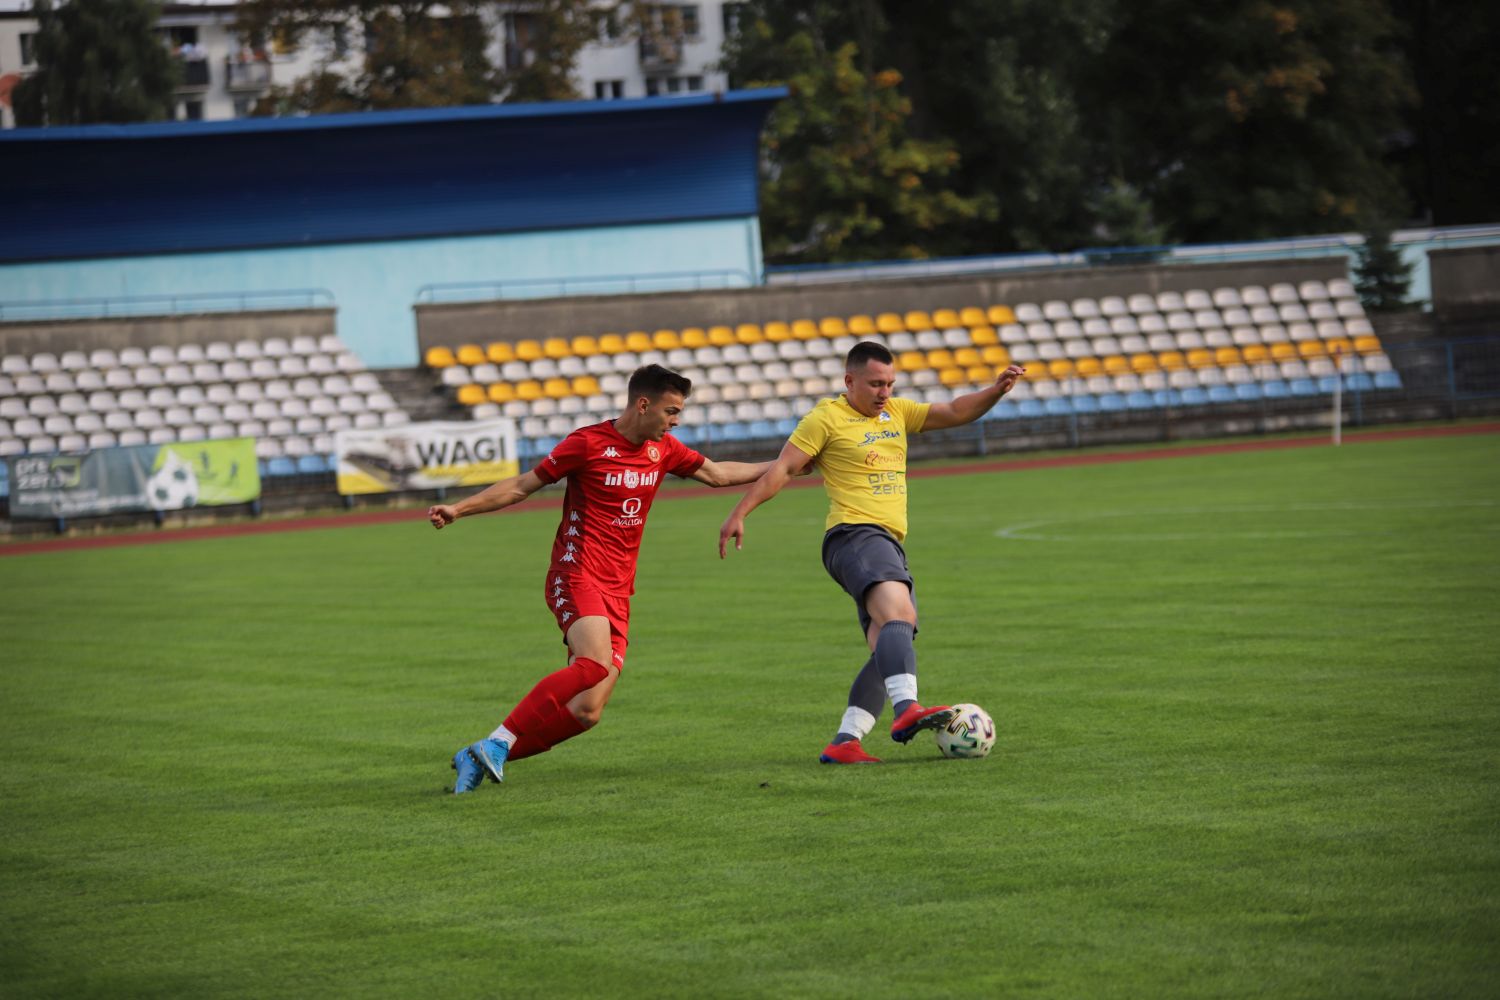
[627,364,692,402]
[845,341,895,370]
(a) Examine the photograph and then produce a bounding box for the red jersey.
[531,421,706,596]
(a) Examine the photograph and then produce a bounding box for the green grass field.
[2,430,1497,998]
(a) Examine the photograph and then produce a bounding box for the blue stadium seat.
[1374,371,1403,391]
[1071,395,1100,414]
[1207,385,1236,404]
[1125,390,1156,411]
[1043,398,1073,416]
[747,419,777,439]
[986,401,1020,420]
[1232,384,1262,402]
[1096,392,1127,412]
[1316,375,1340,394]
[1288,378,1320,397]
[1179,387,1210,406]
[718,422,752,441]
[1345,373,1375,392]
[1260,380,1290,399]
[1017,399,1046,418]
[0,461,7,499]
[674,425,702,445]
[1152,389,1182,408]
[773,417,798,437]
[296,454,328,475]
[265,456,297,478]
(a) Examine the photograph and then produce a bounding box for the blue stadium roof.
[1,88,787,263]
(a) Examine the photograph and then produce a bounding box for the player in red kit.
[429,365,783,793]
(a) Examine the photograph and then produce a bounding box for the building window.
[679,5,700,39]
[645,77,661,97]
[19,32,38,66]
[686,75,703,91]
[233,96,257,118]
[179,100,204,121]
[594,80,624,100]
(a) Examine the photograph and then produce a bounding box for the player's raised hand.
[996,364,1028,394]
[718,514,745,558]
[428,504,457,529]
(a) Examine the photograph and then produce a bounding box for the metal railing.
[413,269,756,305]
[0,288,336,323]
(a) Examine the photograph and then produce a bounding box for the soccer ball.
[146,450,199,510]
[936,703,996,759]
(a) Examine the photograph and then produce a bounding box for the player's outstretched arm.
[690,456,812,488]
[718,440,813,558]
[428,469,546,529]
[922,364,1028,431]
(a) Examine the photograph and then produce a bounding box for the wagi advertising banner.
[7,439,261,519]
[334,418,520,495]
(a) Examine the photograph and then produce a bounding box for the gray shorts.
[821,523,918,636]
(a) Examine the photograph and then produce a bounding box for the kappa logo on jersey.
[566,526,579,537]
[603,470,659,488]
[569,511,580,522]
[561,611,573,623]
[555,596,566,608]
[602,447,620,458]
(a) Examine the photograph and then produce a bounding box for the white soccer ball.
[146,450,200,510]
[936,703,996,759]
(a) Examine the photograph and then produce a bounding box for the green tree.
[724,10,988,262]
[1353,225,1414,312]
[12,0,178,126]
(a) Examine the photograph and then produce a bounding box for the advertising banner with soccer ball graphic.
[333,418,519,496]
[6,439,261,519]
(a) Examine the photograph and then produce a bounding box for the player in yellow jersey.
[719,341,1026,763]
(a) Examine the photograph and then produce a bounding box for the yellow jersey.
[788,394,931,541]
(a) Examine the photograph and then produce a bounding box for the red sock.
[503,656,609,737]
[507,706,588,761]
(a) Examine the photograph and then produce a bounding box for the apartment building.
[0,0,738,128]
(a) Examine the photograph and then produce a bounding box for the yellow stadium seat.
[1048,359,1076,378]
[1269,342,1298,360]
[925,349,955,370]
[897,350,926,372]
[1026,363,1052,380]
[933,308,961,328]
[570,336,598,357]
[905,310,933,331]
[424,346,457,369]
[1214,347,1242,366]
[456,383,486,406]
[1298,341,1327,358]
[1353,334,1383,355]
[543,377,571,399]
[819,316,848,337]
[680,327,708,348]
[735,323,764,344]
[848,315,877,335]
[876,312,905,334]
[486,342,516,364]
[987,305,1016,325]
[1076,357,1104,377]
[487,382,516,403]
[571,375,600,397]
[966,365,994,384]
[516,380,543,401]
[597,333,626,354]
[1130,353,1159,373]
[652,329,681,350]
[708,325,736,346]
[1101,356,1129,376]
[969,325,999,346]
[1186,348,1215,368]
[1158,351,1187,371]
[625,331,653,352]
[938,367,966,386]
[515,339,544,362]
[1241,344,1269,363]
[764,321,792,342]
[981,345,1011,366]
[1324,337,1354,358]
[953,347,983,368]
[959,307,988,327]
[792,319,821,340]
[543,337,571,359]
[456,344,486,367]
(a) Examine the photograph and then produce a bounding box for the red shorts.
[544,573,630,670]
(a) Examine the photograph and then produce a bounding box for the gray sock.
[832,655,886,744]
[875,620,918,716]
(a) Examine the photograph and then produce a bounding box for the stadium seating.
[420,278,1399,453]
[0,334,412,471]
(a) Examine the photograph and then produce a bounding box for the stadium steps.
[372,367,468,423]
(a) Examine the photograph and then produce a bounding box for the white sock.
[884,672,918,707]
[837,706,877,741]
[488,724,517,745]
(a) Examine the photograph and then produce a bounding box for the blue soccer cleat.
[452,744,485,794]
[468,737,510,785]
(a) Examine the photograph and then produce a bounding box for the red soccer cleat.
[890,703,957,744]
[819,739,882,764]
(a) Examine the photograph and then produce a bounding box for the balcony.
[175,57,210,91]
[638,33,683,70]
[226,58,272,91]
